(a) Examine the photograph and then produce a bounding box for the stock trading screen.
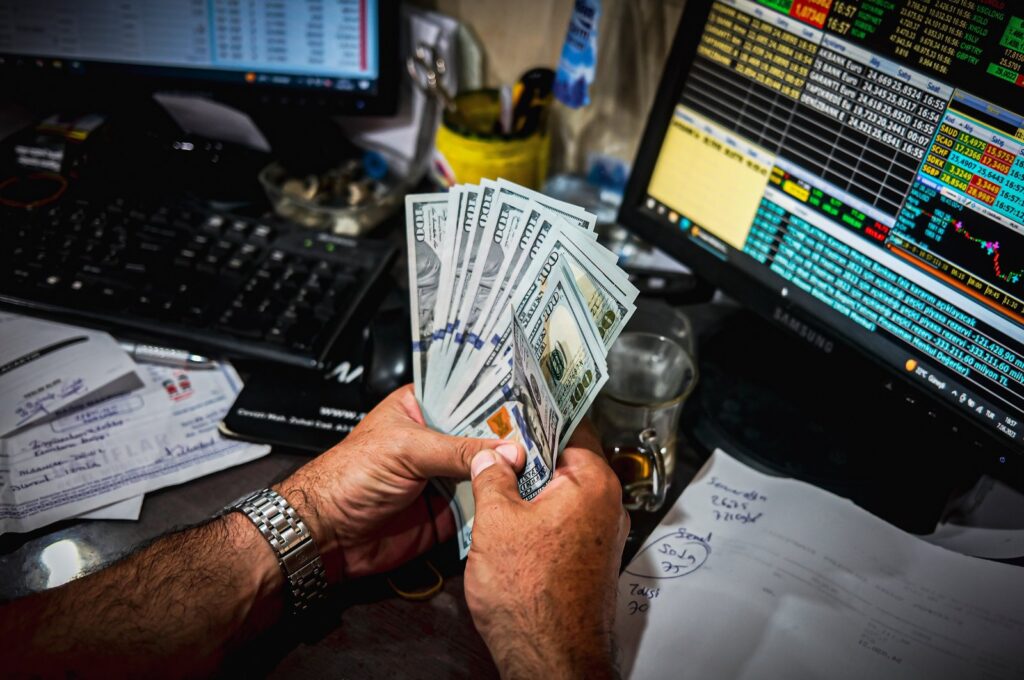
[643,0,1024,446]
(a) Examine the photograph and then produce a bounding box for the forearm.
[478,589,618,680]
[488,623,617,680]
[0,512,284,678]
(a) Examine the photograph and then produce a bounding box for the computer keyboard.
[0,195,397,369]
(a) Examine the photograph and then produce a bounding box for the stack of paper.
[0,313,269,534]
[615,450,1024,679]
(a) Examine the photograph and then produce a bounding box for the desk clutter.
[406,178,639,557]
[0,312,269,534]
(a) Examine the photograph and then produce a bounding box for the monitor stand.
[682,306,983,534]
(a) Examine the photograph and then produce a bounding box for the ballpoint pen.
[119,342,215,369]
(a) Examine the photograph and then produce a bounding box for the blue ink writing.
[625,527,711,580]
[707,476,767,502]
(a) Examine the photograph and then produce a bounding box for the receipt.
[615,450,1024,680]
[0,313,141,436]
[0,362,269,534]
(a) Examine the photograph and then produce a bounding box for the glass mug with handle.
[592,331,697,512]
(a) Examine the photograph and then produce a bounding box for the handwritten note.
[614,449,1024,680]
[0,362,269,534]
[624,528,712,580]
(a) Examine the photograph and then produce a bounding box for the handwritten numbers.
[626,584,658,614]
[712,493,746,510]
[625,529,711,580]
[712,509,763,524]
[707,477,768,524]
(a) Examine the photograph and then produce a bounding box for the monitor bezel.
[617,0,1024,458]
[0,0,400,116]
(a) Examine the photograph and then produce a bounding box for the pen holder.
[433,90,550,189]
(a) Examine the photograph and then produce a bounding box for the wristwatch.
[232,488,328,612]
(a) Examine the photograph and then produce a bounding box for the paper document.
[78,495,144,521]
[0,312,141,436]
[0,362,269,534]
[615,449,1024,680]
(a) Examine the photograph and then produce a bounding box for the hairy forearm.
[480,593,618,680]
[0,512,283,678]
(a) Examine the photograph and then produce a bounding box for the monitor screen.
[0,0,391,109]
[622,0,1024,451]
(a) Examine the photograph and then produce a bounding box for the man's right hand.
[464,422,628,679]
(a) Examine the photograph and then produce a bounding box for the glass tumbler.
[592,331,697,512]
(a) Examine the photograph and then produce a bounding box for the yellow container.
[434,90,550,189]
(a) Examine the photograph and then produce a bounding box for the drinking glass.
[593,331,697,511]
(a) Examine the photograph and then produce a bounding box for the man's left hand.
[275,384,524,581]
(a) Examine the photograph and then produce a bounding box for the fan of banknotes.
[405,178,638,557]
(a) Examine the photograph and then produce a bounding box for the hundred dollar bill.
[509,315,563,499]
[448,478,476,559]
[496,177,597,232]
[405,192,449,413]
[433,194,528,402]
[515,225,638,349]
[438,204,558,421]
[422,188,465,400]
[426,184,500,406]
[449,221,635,421]
[524,261,609,449]
[437,186,482,359]
[436,184,495,385]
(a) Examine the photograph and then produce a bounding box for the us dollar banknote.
[404,193,449,411]
[524,261,609,449]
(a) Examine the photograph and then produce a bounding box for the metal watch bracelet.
[234,488,328,612]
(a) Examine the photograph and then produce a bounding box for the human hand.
[464,420,628,679]
[275,384,524,581]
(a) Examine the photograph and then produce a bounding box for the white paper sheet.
[0,362,269,534]
[615,449,1024,680]
[922,524,1024,560]
[0,313,141,436]
[78,493,144,520]
[78,494,144,521]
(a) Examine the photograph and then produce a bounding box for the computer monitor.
[619,0,1024,470]
[0,0,398,114]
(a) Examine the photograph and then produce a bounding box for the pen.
[119,342,215,369]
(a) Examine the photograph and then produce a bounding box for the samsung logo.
[773,307,834,353]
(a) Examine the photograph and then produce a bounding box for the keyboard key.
[229,220,250,238]
[252,224,273,242]
[223,257,246,275]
